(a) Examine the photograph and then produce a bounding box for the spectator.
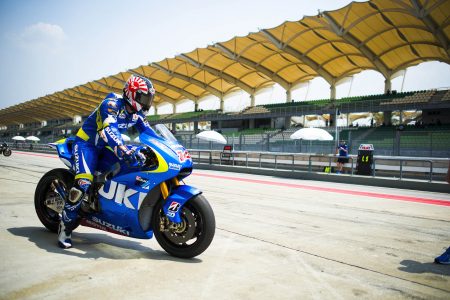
[336,140,349,174]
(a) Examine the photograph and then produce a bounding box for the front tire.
[3,148,12,156]
[152,194,215,258]
[34,168,76,232]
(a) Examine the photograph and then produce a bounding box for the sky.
[1,0,450,114]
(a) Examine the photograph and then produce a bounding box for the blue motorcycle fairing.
[162,185,202,223]
[138,132,193,170]
[52,124,197,239]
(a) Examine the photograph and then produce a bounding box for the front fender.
[163,185,202,223]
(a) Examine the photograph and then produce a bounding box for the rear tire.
[3,148,11,156]
[152,194,215,258]
[34,168,77,233]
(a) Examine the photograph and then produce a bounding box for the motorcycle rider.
[58,74,156,249]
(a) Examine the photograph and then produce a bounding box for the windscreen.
[153,124,179,143]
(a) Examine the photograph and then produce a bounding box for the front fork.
[159,177,179,200]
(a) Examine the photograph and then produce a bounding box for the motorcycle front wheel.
[3,148,11,156]
[152,194,215,258]
[34,168,77,232]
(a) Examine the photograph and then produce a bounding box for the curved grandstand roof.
[1,0,449,126]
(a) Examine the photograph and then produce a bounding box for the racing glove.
[116,145,146,168]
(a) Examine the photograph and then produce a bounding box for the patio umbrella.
[290,127,333,153]
[196,130,227,144]
[290,128,333,141]
[25,136,40,142]
[12,136,26,141]
[121,134,131,142]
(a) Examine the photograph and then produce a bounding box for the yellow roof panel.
[1,0,449,126]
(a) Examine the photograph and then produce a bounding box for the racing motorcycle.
[34,124,215,258]
[0,142,12,156]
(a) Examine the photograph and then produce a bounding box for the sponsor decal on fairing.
[167,201,181,218]
[86,216,130,236]
[98,181,147,210]
[168,162,182,171]
[135,175,147,186]
[176,150,191,163]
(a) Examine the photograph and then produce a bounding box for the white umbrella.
[290,128,333,141]
[196,130,227,144]
[26,136,40,141]
[134,136,141,143]
[12,136,26,141]
[306,119,326,127]
[121,134,131,142]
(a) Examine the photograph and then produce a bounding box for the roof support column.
[250,94,255,107]
[194,100,199,112]
[172,103,177,114]
[219,97,224,111]
[286,89,292,103]
[384,78,392,93]
[330,83,336,100]
[154,106,158,115]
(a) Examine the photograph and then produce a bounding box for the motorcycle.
[34,124,215,258]
[0,142,12,157]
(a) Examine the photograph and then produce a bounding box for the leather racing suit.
[62,92,153,231]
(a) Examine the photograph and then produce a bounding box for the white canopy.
[196,130,227,144]
[12,136,26,141]
[290,128,333,141]
[25,136,40,141]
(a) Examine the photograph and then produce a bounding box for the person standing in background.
[336,140,349,174]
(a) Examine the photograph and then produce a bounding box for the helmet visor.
[135,91,154,113]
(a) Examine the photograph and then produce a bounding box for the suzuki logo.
[98,181,147,210]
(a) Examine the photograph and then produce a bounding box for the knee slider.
[68,178,92,203]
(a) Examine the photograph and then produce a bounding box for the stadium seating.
[441,90,450,102]
[380,90,435,105]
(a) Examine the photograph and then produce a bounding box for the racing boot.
[58,215,73,249]
[57,179,91,249]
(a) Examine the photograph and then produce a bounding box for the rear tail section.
[49,137,75,169]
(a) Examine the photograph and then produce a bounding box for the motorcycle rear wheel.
[152,194,215,258]
[34,168,78,233]
[3,148,11,156]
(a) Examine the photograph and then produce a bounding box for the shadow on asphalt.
[398,259,450,276]
[7,226,201,263]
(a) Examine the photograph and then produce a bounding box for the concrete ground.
[0,151,449,300]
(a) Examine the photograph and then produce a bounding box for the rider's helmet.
[123,75,156,114]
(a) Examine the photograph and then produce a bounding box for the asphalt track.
[0,151,449,300]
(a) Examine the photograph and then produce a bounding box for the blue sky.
[1,0,449,113]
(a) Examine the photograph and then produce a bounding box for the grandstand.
[0,0,449,158]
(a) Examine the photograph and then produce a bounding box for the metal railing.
[188,149,449,183]
[5,143,449,183]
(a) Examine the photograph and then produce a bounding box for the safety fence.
[188,149,449,183]
[5,143,449,183]
[175,128,450,158]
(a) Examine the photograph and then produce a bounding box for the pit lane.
[0,151,449,299]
